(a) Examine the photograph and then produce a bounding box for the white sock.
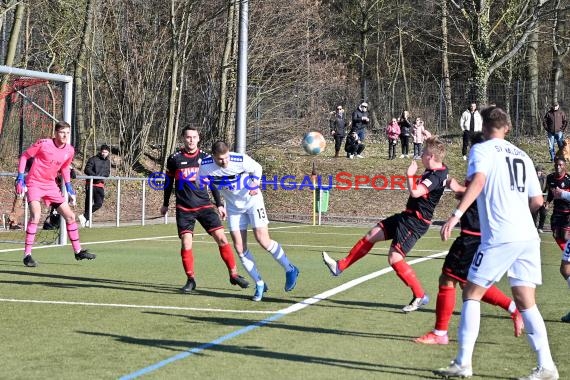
[433,329,447,336]
[508,300,517,314]
[456,299,480,367]
[239,250,262,282]
[267,240,292,271]
[521,305,555,370]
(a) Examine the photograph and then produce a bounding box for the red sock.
[24,222,38,255]
[218,243,237,276]
[481,285,512,311]
[391,260,424,297]
[181,249,194,278]
[337,238,374,271]
[555,237,566,251]
[434,285,456,331]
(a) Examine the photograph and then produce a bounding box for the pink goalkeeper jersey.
[21,138,75,185]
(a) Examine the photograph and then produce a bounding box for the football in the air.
[302,131,326,155]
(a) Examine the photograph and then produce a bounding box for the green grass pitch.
[0,222,566,379]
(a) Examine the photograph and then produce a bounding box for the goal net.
[0,66,73,245]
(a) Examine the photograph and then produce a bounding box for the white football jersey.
[467,138,541,247]
[198,152,264,212]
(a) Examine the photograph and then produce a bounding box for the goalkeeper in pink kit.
[15,121,96,267]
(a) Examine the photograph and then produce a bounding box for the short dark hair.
[181,125,198,136]
[100,144,110,152]
[480,106,510,131]
[55,121,71,131]
[211,141,230,155]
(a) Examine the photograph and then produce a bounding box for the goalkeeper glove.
[15,173,26,198]
[65,182,77,206]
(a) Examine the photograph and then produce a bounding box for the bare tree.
[448,0,555,104]
[549,0,569,103]
[75,0,97,165]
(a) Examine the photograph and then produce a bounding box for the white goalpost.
[0,65,74,245]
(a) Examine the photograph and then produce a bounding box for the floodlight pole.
[234,0,248,154]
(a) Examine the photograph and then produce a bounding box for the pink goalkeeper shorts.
[26,182,65,207]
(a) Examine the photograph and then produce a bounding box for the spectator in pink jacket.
[386,118,401,160]
[412,117,432,159]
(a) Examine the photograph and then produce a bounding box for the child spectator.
[412,117,431,159]
[386,118,400,160]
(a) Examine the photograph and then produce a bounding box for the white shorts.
[562,241,570,262]
[467,240,542,288]
[227,198,269,232]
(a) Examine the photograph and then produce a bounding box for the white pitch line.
[0,251,448,316]
[119,250,449,379]
[276,251,448,314]
[0,224,305,254]
[0,298,277,314]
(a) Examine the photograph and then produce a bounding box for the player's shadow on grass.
[138,311,503,348]
[0,269,293,302]
[0,269,187,294]
[79,330,487,379]
[144,311,417,340]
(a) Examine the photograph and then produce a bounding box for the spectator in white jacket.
[459,102,482,160]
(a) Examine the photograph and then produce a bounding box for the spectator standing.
[345,130,365,159]
[398,110,412,158]
[351,102,370,142]
[329,105,347,158]
[459,102,482,160]
[543,101,568,162]
[386,118,400,160]
[412,117,431,159]
[79,144,111,227]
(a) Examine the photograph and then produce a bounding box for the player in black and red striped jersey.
[415,176,524,345]
[545,157,570,250]
[161,126,248,293]
[322,137,448,312]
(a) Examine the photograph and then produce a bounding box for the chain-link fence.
[246,80,570,148]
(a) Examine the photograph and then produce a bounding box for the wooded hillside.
[0,0,568,174]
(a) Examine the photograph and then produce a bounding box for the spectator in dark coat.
[345,130,365,159]
[79,144,111,227]
[351,102,370,142]
[330,105,347,158]
[543,101,568,162]
[398,110,412,158]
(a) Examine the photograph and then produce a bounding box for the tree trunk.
[218,0,237,143]
[527,29,539,133]
[1,3,24,89]
[397,4,409,110]
[359,0,369,102]
[441,0,453,132]
[75,0,96,153]
[550,0,568,104]
[162,0,181,172]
